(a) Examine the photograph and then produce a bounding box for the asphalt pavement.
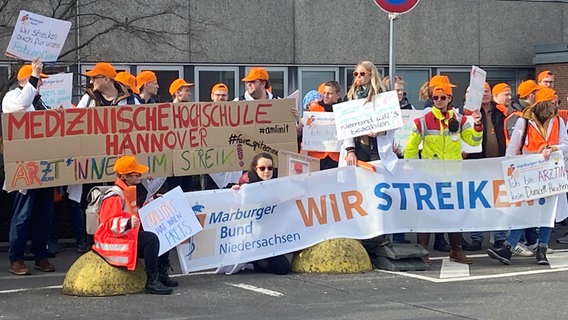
[2,228,568,320]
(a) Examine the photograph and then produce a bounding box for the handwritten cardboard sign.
[333,90,403,140]
[301,111,340,152]
[138,186,203,256]
[501,151,568,203]
[5,10,71,61]
[2,99,298,191]
[40,73,73,109]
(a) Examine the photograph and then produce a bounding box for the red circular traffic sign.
[374,0,420,14]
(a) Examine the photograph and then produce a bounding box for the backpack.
[85,185,123,235]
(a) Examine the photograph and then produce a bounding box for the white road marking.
[226,283,283,297]
[439,259,470,278]
[547,251,568,268]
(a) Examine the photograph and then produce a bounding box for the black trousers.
[137,230,170,272]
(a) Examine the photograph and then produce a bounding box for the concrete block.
[373,257,431,272]
[374,243,429,260]
[62,251,146,297]
[291,238,372,274]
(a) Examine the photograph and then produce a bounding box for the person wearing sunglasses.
[343,61,390,164]
[229,152,291,275]
[404,82,483,265]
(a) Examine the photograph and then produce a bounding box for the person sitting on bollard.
[92,156,176,294]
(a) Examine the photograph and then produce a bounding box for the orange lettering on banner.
[296,191,368,227]
[341,190,368,219]
[492,180,534,207]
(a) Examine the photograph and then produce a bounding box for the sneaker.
[9,260,31,275]
[487,245,512,265]
[527,243,554,255]
[513,243,534,257]
[536,246,549,265]
[494,240,505,249]
[34,259,55,272]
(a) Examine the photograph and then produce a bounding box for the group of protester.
[3,58,566,295]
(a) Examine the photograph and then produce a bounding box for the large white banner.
[176,157,558,273]
[5,10,71,61]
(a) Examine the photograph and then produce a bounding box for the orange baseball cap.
[115,72,139,94]
[517,80,541,98]
[169,78,194,95]
[211,83,228,94]
[534,87,556,104]
[429,75,456,88]
[537,70,554,83]
[242,67,269,82]
[17,65,48,81]
[491,83,511,96]
[85,62,117,79]
[136,71,157,91]
[432,84,453,96]
[317,82,325,94]
[114,156,148,175]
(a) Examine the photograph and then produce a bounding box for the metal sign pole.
[388,13,399,89]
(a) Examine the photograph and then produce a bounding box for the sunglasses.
[256,166,274,172]
[432,95,448,101]
[353,71,366,77]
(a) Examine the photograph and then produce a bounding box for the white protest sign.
[141,177,167,201]
[40,73,73,109]
[394,109,423,152]
[301,111,340,152]
[501,151,568,203]
[333,90,403,140]
[138,186,203,256]
[5,10,72,61]
[463,65,487,112]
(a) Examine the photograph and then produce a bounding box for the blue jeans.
[9,188,54,262]
[48,198,87,249]
[470,231,507,243]
[509,227,551,248]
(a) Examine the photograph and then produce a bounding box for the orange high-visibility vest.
[92,178,139,271]
[522,117,560,154]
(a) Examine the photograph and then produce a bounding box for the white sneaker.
[527,243,554,254]
[513,243,535,257]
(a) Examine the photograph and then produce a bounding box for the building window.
[298,67,339,100]
[394,69,430,110]
[136,65,183,103]
[194,66,238,101]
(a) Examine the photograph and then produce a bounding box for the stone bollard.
[62,251,146,296]
[291,238,373,273]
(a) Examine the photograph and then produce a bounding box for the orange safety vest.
[522,116,560,154]
[303,102,340,162]
[503,110,522,145]
[92,178,140,271]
